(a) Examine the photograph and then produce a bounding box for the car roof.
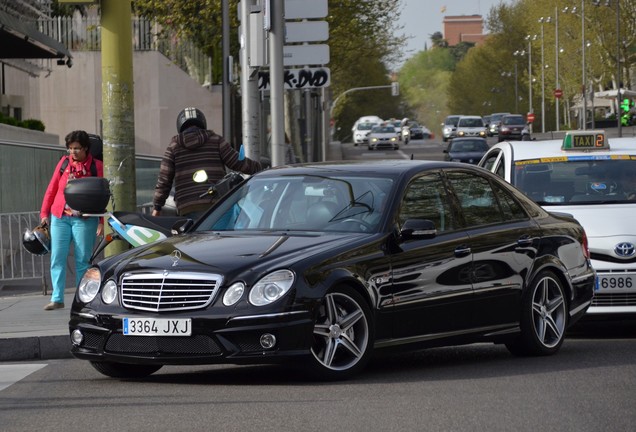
[257,160,481,178]
[493,136,636,161]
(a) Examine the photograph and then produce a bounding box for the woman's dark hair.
[64,130,91,151]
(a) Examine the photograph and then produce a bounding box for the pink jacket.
[40,155,104,221]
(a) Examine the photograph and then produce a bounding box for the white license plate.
[595,274,636,292]
[122,318,192,336]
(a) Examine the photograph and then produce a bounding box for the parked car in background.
[441,115,463,142]
[368,124,400,150]
[478,130,636,317]
[69,160,594,381]
[488,112,511,136]
[443,137,490,164]
[498,114,531,142]
[353,121,380,146]
[456,115,487,138]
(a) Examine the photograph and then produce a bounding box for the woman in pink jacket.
[40,130,104,310]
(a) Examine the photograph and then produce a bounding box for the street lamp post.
[525,35,536,117]
[592,0,622,136]
[555,6,561,131]
[538,17,550,133]
[581,0,587,130]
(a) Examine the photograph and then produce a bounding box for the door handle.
[517,235,533,246]
[454,246,471,257]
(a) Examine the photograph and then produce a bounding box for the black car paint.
[69,161,594,376]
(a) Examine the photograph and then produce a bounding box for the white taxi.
[479,131,636,317]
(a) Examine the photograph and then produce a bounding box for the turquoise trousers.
[49,215,98,303]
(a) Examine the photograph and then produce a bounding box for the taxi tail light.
[581,230,590,260]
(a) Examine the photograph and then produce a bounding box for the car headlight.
[479,131,486,136]
[78,267,101,303]
[390,137,397,141]
[371,138,378,142]
[223,282,245,306]
[248,269,295,306]
[101,279,118,304]
[458,131,465,136]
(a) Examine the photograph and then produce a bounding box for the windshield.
[458,118,484,127]
[513,158,636,204]
[444,117,460,126]
[372,126,396,134]
[450,140,489,152]
[503,116,525,125]
[196,174,394,233]
[357,123,375,131]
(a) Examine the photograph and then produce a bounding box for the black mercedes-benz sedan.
[69,161,595,380]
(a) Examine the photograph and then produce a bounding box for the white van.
[352,116,383,145]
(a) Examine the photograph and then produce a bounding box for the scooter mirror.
[193,170,208,183]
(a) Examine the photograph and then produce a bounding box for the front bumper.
[69,309,314,365]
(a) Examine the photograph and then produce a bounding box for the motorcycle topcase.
[64,177,110,214]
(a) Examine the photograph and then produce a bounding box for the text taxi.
[479,130,636,317]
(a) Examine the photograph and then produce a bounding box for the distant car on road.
[498,114,530,142]
[352,121,379,146]
[443,137,490,164]
[488,112,511,136]
[368,125,400,150]
[406,122,432,139]
[478,130,636,317]
[455,115,487,138]
[441,115,463,142]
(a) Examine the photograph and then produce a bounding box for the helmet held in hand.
[23,224,51,255]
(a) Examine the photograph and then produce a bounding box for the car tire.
[90,361,163,379]
[307,286,374,380]
[505,270,568,357]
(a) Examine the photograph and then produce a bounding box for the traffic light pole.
[329,85,394,120]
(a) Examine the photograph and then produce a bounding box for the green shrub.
[0,114,46,131]
[21,119,46,131]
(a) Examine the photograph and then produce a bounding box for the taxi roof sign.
[562,130,609,151]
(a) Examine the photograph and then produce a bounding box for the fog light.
[260,333,276,349]
[71,329,84,346]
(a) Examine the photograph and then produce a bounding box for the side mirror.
[193,170,208,183]
[400,219,437,241]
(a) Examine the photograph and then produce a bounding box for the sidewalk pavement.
[0,287,75,362]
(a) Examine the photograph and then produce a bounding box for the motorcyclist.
[152,107,262,219]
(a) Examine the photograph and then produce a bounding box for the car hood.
[109,231,368,276]
[544,204,636,239]
[370,133,397,138]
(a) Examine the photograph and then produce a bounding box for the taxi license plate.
[595,274,636,293]
[123,318,192,336]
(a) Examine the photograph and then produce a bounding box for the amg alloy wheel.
[308,287,373,380]
[506,270,568,356]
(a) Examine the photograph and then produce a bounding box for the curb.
[0,335,73,362]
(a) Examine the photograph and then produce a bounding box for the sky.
[398,0,513,60]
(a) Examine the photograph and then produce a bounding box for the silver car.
[368,125,400,150]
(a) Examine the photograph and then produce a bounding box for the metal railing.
[0,211,48,294]
[36,16,214,86]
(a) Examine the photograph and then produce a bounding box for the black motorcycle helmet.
[176,107,207,133]
[23,224,51,255]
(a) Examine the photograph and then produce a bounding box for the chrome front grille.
[121,272,223,312]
